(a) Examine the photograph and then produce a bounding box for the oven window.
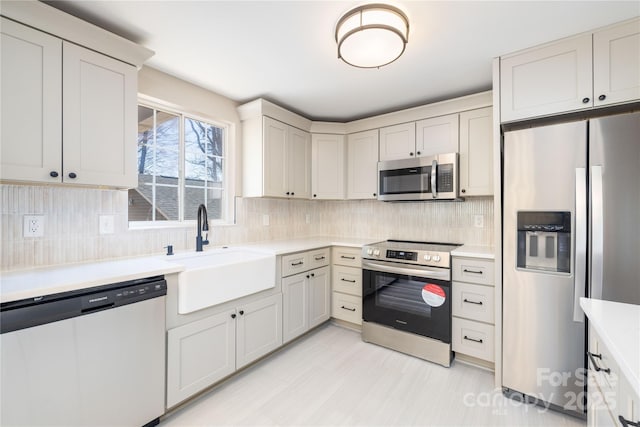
[374,274,432,317]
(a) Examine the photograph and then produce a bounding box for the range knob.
[433,255,441,262]
[373,249,381,256]
[423,254,432,261]
[366,248,374,256]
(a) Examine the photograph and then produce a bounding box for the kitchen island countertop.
[580,297,640,398]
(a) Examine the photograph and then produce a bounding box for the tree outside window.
[128,104,226,223]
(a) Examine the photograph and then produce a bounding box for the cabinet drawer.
[332,247,362,267]
[588,327,619,396]
[282,252,309,277]
[452,317,495,362]
[332,265,362,296]
[308,248,330,270]
[452,282,494,324]
[452,257,494,286]
[331,292,362,325]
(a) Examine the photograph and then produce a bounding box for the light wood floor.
[161,323,585,426]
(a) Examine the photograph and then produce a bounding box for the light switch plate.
[474,215,484,228]
[99,215,115,234]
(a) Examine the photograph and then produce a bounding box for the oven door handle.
[362,260,451,280]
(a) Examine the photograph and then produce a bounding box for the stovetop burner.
[362,240,461,268]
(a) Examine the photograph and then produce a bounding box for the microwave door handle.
[574,167,586,322]
[431,159,438,199]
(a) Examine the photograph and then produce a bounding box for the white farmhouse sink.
[170,247,276,314]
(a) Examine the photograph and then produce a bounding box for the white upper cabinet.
[459,107,493,196]
[62,42,137,188]
[593,18,640,107]
[1,18,62,184]
[311,134,346,199]
[379,122,416,161]
[1,18,139,188]
[500,18,640,122]
[287,126,312,199]
[416,114,460,156]
[500,34,593,122]
[246,116,310,199]
[347,129,379,199]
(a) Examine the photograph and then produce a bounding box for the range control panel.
[362,241,458,268]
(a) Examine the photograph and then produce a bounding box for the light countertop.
[451,245,495,259]
[0,236,378,303]
[580,297,640,398]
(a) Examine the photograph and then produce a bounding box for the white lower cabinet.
[282,265,330,343]
[451,256,495,366]
[331,246,363,326]
[587,322,640,427]
[166,293,282,408]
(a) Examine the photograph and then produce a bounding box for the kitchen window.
[128,103,231,225]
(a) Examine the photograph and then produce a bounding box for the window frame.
[128,96,235,228]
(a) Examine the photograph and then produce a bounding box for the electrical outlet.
[262,214,270,226]
[99,215,115,234]
[474,215,484,228]
[23,215,44,237]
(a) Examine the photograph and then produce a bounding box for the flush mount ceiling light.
[335,3,409,69]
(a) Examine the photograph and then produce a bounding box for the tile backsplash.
[0,184,493,271]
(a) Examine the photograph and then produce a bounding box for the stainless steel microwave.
[377,153,459,201]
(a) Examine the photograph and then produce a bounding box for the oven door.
[362,260,451,343]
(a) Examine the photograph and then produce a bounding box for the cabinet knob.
[409,152,414,156]
[598,94,606,101]
[461,189,466,193]
[286,192,290,196]
[311,273,315,277]
[231,313,236,319]
[582,97,590,104]
[68,172,77,179]
[416,151,421,155]
[306,274,310,279]
[291,192,294,196]
[313,194,317,198]
[49,171,59,178]
[239,310,244,316]
[373,193,377,197]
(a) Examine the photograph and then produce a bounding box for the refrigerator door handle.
[591,165,604,300]
[574,167,587,322]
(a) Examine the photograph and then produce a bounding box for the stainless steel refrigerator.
[502,111,640,415]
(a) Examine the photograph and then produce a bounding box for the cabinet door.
[311,134,346,199]
[288,127,311,198]
[379,122,416,161]
[1,18,62,183]
[459,107,493,196]
[500,34,592,122]
[347,129,379,199]
[236,293,283,369]
[282,273,308,343]
[416,114,459,156]
[593,18,640,107]
[262,116,288,197]
[62,41,137,187]
[166,310,236,408]
[308,266,331,329]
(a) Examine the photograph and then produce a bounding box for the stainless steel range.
[361,240,460,367]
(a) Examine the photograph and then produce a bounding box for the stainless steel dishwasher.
[1,275,167,427]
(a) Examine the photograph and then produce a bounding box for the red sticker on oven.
[422,284,446,307]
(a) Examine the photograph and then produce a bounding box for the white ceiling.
[46,1,639,122]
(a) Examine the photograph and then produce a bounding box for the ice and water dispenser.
[516,212,571,273]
